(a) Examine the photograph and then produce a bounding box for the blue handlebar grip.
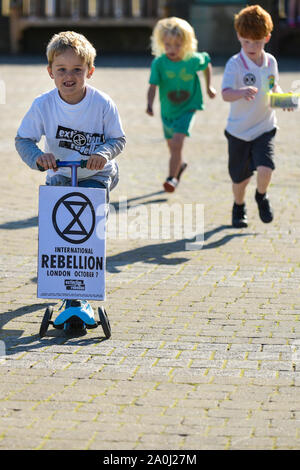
[37,159,87,171]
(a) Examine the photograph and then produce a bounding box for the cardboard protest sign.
[37,186,106,300]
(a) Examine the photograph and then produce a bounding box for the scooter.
[38,160,111,339]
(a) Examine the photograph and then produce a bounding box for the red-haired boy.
[222,5,282,227]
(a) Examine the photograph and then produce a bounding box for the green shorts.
[162,111,196,139]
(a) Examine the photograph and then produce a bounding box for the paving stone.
[1,58,300,450]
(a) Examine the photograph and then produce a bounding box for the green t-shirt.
[149,52,211,119]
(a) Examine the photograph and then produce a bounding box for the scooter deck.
[53,303,97,328]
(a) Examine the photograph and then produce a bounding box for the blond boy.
[16,31,125,191]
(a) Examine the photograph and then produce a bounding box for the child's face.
[238,34,271,65]
[163,34,184,61]
[47,47,94,104]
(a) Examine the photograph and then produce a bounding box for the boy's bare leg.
[232,177,251,204]
[167,133,186,178]
[256,165,272,195]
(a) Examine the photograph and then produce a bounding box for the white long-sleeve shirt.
[16,84,126,186]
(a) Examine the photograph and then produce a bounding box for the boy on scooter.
[15,30,125,192]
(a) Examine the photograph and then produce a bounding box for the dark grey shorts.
[225,128,276,184]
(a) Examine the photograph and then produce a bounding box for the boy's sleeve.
[17,99,44,142]
[15,99,45,170]
[93,98,126,161]
[196,52,211,71]
[149,58,160,85]
[102,98,125,139]
[93,136,126,162]
[222,59,237,91]
[15,135,44,170]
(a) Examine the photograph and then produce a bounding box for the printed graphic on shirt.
[268,74,275,89]
[179,68,193,82]
[166,71,176,79]
[56,125,105,156]
[167,90,191,103]
[243,73,256,86]
[165,68,193,82]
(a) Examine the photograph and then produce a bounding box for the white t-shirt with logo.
[222,49,279,141]
[17,84,125,181]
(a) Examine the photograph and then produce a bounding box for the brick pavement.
[0,56,300,450]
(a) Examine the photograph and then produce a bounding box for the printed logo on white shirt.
[243,73,256,86]
[56,125,105,156]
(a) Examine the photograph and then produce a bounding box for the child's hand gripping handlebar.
[37,159,88,186]
[37,159,88,171]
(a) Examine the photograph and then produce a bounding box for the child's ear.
[87,67,95,79]
[264,34,271,44]
[47,66,54,79]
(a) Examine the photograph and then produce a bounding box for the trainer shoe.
[163,177,178,192]
[232,202,248,228]
[255,191,273,223]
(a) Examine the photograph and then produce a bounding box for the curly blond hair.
[151,17,198,59]
[234,5,273,40]
[46,31,96,69]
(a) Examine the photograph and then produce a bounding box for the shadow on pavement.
[0,302,55,343]
[0,225,254,353]
[0,302,109,355]
[107,224,253,273]
[0,191,167,230]
[0,216,38,230]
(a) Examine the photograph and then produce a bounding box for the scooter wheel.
[98,307,111,339]
[39,306,53,338]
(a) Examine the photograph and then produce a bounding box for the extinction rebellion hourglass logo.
[52,192,95,244]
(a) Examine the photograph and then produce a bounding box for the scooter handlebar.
[37,159,88,172]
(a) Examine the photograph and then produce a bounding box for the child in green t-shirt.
[146,16,216,192]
